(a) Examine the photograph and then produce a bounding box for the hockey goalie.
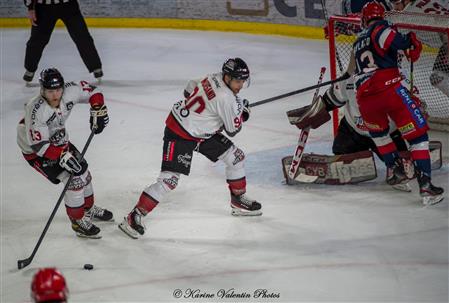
[282,76,443,188]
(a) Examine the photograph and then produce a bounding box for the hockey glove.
[286,96,331,129]
[90,104,109,134]
[59,151,82,174]
[242,99,250,122]
[406,32,422,63]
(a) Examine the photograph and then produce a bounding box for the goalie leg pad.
[282,151,377,185]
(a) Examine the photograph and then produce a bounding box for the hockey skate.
[86,205,114,222]
[386,159,408,186]
[417,173,444,206]
[71,216,101,239]
[230,193,262,216]
[93,68,103,83]
[23,70,34,85]
[118,208,145,239]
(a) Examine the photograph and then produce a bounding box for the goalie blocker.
[282,141,442,185]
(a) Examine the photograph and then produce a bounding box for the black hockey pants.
[332,117,408,161]
[24,0,102,73]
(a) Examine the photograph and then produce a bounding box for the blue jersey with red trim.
[353,20,413,88]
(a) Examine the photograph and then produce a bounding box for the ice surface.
[1,28,448,302]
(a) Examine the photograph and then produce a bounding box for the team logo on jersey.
[66,102,74,111]
[50,129,66,145]
[177,153,192,168]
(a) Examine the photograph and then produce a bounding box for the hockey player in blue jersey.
[351,1,444,205]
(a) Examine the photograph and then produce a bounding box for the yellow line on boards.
[0,17,325,40]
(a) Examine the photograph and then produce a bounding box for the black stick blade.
[18,258,31,270]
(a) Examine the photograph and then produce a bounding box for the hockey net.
[328,12,449,132]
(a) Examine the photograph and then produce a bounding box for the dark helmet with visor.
[39,68,64,90]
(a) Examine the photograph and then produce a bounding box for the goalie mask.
[222,58,251,88]
[31,268,68,303]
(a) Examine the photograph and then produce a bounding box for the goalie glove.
[90,104,109,134]
[59,150,82,174]
[286,96,331,129]
[242,99,250,122]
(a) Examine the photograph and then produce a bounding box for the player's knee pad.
[64,170,92,208]
[218,145,246,180]
[430,71,449,96]
[64,179,85,209]
[157,171,180,191]
[144,171,181,202]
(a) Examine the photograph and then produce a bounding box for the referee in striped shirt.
[23,0,103,84]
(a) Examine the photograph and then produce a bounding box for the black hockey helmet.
[222,58,250,81]
[39,68,64,89]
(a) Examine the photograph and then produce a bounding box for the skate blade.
[118,220,140,239]
[422,195,444,206]
[231,208,262,217]
[75,232,102,239]
[392,183,412,192]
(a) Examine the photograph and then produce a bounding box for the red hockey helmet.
[31,268,68,303]
[361,1,386,27]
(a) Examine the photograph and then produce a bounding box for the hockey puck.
[83,264,94,270]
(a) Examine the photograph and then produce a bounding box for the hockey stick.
[288,67,326,181]
[17,129,96,270]
[250,73,349,108]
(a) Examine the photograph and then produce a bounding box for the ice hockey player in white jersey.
[388,0,449,97]
[17,68,112,239]
[119,58,261,239]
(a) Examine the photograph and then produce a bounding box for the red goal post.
[328,12,449,134]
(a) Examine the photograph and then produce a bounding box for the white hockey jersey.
[17,81,101,157]
[166,73,244,140]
